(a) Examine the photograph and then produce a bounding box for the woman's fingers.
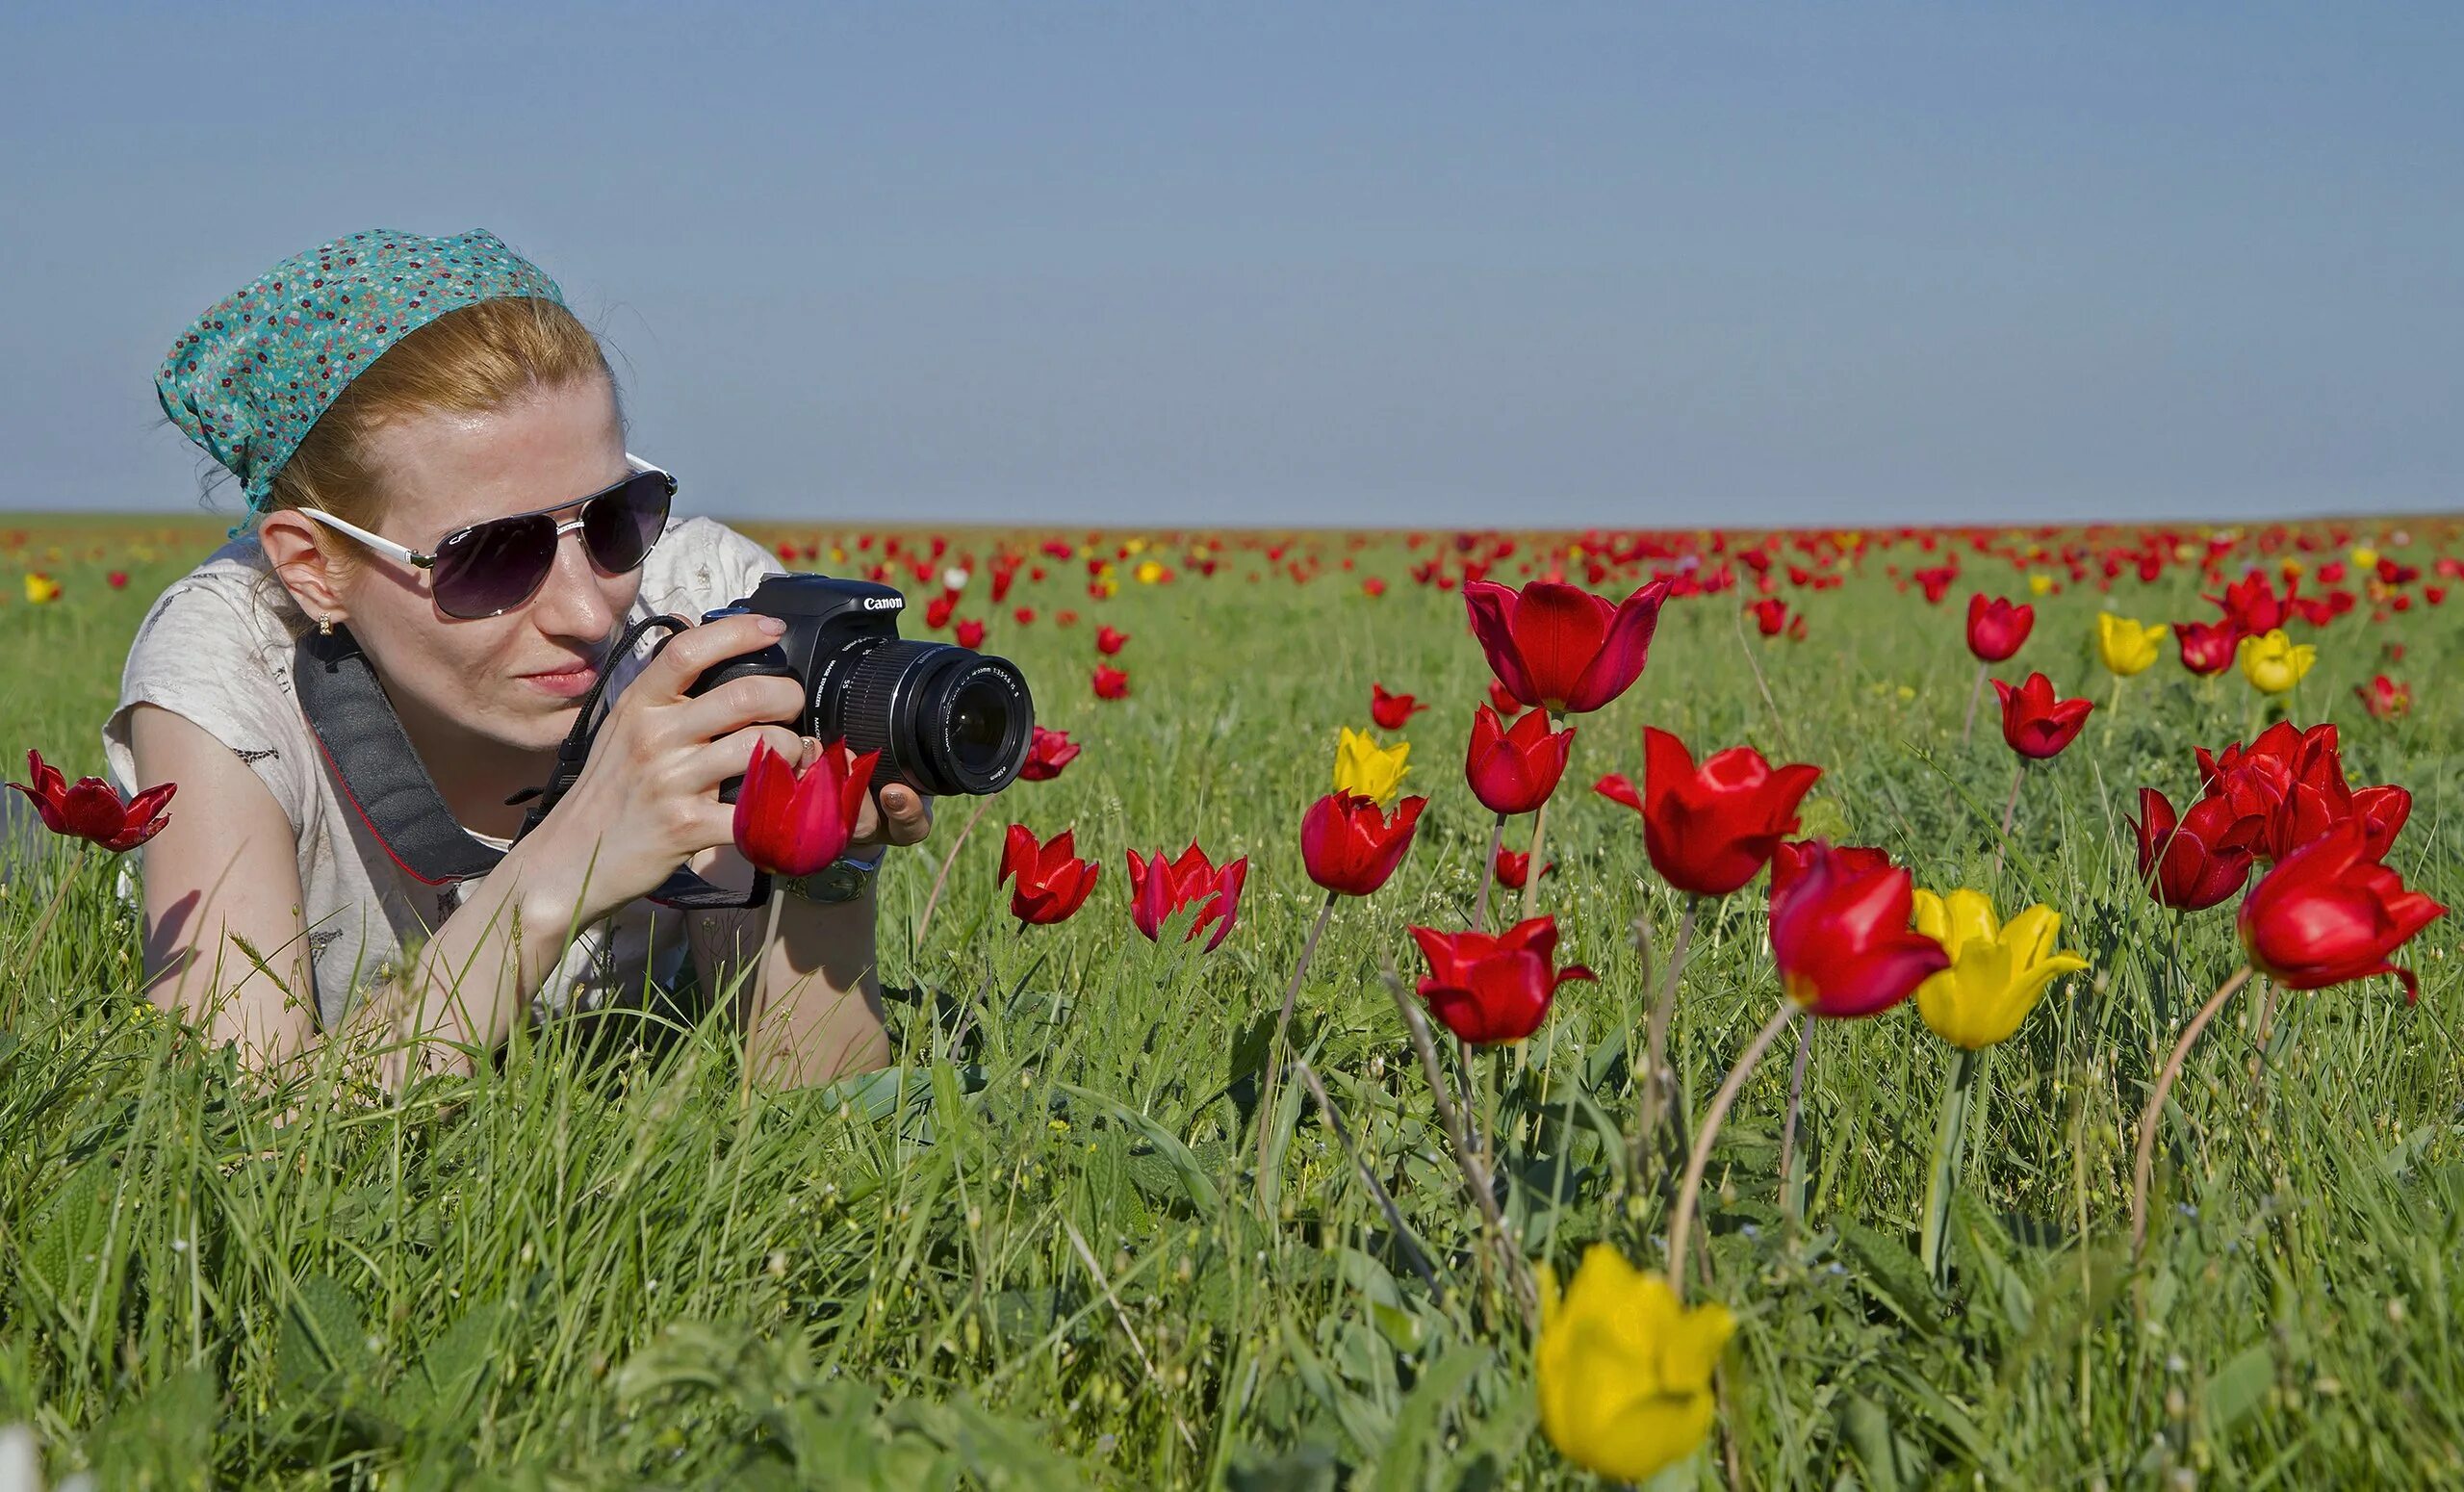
[877,785,935,845]
[671,672,807,744]
[692,725,809,796]
[848,785,934,848]
[631,613,786,703]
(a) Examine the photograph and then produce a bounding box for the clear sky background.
[4,3,2460,528]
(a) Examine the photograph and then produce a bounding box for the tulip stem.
[1734,596,1795,757]
[1256,889,1340,1212]
[1668,1002,1800,1299]
[7,841,89,1028]
[1378,958,1536,1331]
[1919,1045,1984,1287]
[2102,675,2126,747]
[1778,1016,1816,1222]
[740,882,788,1106]
[1990,761,2025,880]
[1290,1058,1444,1299]
[1519,752,1556,924]
[912,795,991,948]
[1636,895,1700,1158]
[1472,810,1507,933]
[1962,661,1989,747]
[2129,963,2254,1257]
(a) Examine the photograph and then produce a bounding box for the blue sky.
[4,3,2459,527]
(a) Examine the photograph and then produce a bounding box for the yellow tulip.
[2027,573,2055,596]
[1536,1245,1733,1483]
[2093,613,2169,677]
[1134,559,1166,584]
[23,573,60,605]
[2236,629,2316,695]
[2350,545,2380,571]
[1911,888,2089,1049]
[1332,727,1411,805]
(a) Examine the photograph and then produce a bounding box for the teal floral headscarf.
[157,229,566,527]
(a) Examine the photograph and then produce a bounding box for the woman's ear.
[257,511,348,624]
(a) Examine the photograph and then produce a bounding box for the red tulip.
[955,618,987,649]
[2129,787,2261,911]
[1126,842,1247,950]
[1466,705,1575,815]
[2355,675,2412,720]
[1462,577,1673,714]
[924,592,958,630]
[1491,846,1553,889]
[1016,726,1081,783]
[2237,820,2444,1002]
[106,571,130,590]
[1769,839,1886,907]
[1370,682,1427,731]
[1992,673,2094,759]
[1914,566,1958,605]
[1485,680,1525,720]
[1000,824,1101,926]
[1965,595,2035,662]
[2174,619,2240,676]
[9,749,175,853]
[1092,664,1130,700]
[2197,722,2407,862]
[731,738,879,878]
[1766,841,1949,1018]
[2205,572,2288,635]
[1299,792,1427,897]
[1600,728,1822,898]
[1096,625,1130,656]
[1748,598,1788,637]
[1408,915,1595,1045]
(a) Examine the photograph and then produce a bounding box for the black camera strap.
[293,618,768,912]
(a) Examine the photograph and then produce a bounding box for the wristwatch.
[783,845,886,903]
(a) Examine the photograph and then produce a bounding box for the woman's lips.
[520,662,601,699]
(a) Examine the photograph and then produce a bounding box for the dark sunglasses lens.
[431,515,557,618]
[582,471,670,574]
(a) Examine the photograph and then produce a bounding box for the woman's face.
[330,377,642,755]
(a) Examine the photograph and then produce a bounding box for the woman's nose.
[527,526,620,639]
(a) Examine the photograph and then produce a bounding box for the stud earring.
[320,614,335,636]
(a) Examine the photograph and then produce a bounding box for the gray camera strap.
[293,617,769,911]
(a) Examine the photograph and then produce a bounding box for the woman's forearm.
[346,832,603,1083]
[698,887,891,1090]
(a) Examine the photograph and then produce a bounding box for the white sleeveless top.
[102,516,786,1030]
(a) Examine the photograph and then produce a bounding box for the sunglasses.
[297,454,676,620]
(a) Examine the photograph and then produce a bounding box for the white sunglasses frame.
[295,452,671,574]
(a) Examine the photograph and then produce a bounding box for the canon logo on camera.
[862,596,903,610]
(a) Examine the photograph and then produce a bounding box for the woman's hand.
[525,613,810,925]
[848,779,935,852]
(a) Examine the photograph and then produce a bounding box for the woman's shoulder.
[121,536,298,678]
[105,535,312,812]
[636,515,788,621]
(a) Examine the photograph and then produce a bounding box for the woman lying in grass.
[109,229,926,1090]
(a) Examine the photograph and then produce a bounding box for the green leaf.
[2202,1343,2276,1434]
[1368,1343,1490,1492]
[1057,1082,1220,1214]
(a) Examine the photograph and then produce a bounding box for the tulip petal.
[1463,579,1541,707]
[1562,579,1672,713]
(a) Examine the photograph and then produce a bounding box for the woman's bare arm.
[688,876,892,1090]
[129,703,610,1082]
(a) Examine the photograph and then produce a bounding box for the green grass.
[2,517,2460,1488]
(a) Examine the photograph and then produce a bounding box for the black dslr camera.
[690,574,1036,797]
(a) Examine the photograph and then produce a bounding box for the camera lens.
[833,639,1034,796]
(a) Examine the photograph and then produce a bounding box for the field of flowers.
[1,511,2458,1489]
